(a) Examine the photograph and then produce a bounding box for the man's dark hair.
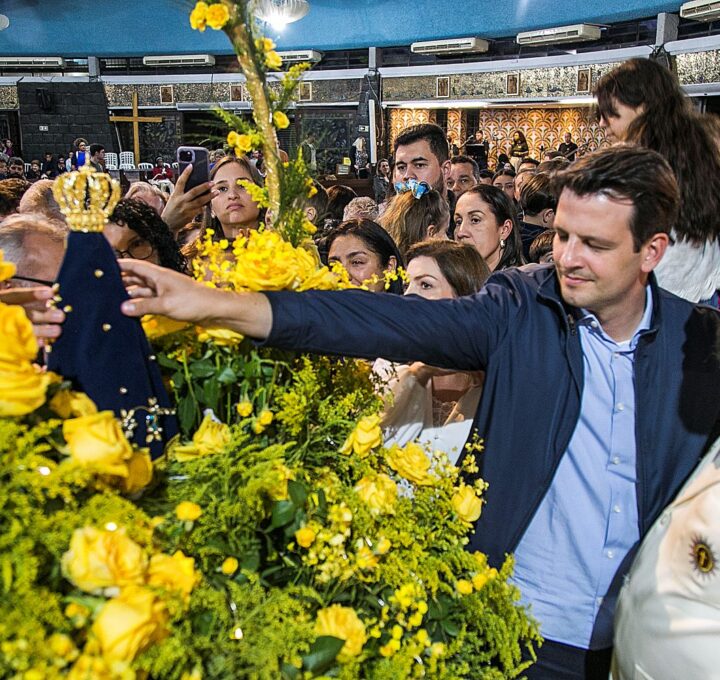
[326,185,357,222]
[528,229,555,264]
[478,169,494,181]
[520,173,557,216]
[492,168,515,182]
[450,155,479,180]
[0,178,31,215]
[110,198,185,272]
[90,144,104,156]
[519,157,540,168]
[553,144,679,251]
[8,156,24,168]
[394,123,449,164]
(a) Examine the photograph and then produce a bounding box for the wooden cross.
[109,92,163,165]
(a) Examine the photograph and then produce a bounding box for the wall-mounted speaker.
[36,88,54,113]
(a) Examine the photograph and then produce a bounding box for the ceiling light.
[254,0,309,31]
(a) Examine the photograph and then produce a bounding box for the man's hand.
[119,259,273,339]
[161,164,216,236]
[0,287,65,344]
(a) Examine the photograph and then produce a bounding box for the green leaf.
[203,379,220,411]
[240,551,260,572]
[178,395,198,433]
[288,480,307,507]
[270,500,296,529]
[193,611,215,635]
[302,636,345,673]
[442,619,460,637]
[281,663,301,680]
[189,360,216,378]
[217,366,237,384]
[171,370,185,389]
[157,354,181,370]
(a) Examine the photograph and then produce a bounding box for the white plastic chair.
[119,151,135,169]
[104,152,118,170]
[24,162,31,174]
[171,162,179,171]
[138,162,153,170]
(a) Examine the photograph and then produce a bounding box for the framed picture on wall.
[299,81,313,102]
[436,76,450,98]
[230,85,244,102]
[506,73,520,96]
[577,68,591,94]
[159,85,174,104]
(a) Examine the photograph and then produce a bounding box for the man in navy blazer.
[120,145,720,679]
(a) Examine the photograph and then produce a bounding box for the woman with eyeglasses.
[106,198,185,273]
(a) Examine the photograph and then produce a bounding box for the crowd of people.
[1,57,720,680]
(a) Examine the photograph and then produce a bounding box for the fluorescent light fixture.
[254,0,309,31]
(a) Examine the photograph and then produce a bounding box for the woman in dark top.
[373,158,391,204]
[508,130,529,171]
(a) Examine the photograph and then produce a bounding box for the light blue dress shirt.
[512,289,654,649]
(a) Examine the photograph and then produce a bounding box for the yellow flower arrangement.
[340,413,383,458]
[314,605,367,662]
[147,551,199,600]
[122,449,154,494]
[451,483,483,522]
[170,413,232,462]
[49,389,98,419]
[354,473,397,515]
[63,411,134,477]
[61,526,148,594]
[386,441,435,486]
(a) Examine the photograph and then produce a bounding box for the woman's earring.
[500,238,506,249]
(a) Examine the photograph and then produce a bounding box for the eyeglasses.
[114,241,155,261]
[394,179,431,199]
[9,274,55,287]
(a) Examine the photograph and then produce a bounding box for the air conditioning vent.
[142,54,215,67]
[277,50,323,64]
[516,24,602,46]
[0,56,65,68]
[680,0,720,21]
[411,38,489,55]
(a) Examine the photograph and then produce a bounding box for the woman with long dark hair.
[596,58,720,303]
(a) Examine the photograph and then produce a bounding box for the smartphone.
[176,146,210,192]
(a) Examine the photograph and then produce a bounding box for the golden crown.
[52,160,121,232]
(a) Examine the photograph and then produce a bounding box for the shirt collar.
[578,286,654,350]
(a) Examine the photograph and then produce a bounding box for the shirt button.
[596,597,604,606]
[616,403,625,412]
[590,320,599,329]
[607,550,615,559]
[612,456,621,465]
[613,504,621,513]
[613,352,620,359]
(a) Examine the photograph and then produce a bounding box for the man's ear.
[640,233,669,273]
[304,206,317,223]
[441,159,451,180]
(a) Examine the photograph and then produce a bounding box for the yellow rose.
[256,37,276,52]
[147,550,198,599]
[356,545,379,570]
[221,556,239,575]
[386,442,434,486]
[314,605,367,663]
[0,301,37,362]
[66,654,119,680]
[189,1,208,31]
[61,526,147,594]
[122,449,153,494]
[63,411,133,477]
[205,2,230,30]
[340,414,382,458]
[49,633,78,661]
[234,134,253,154]
[295,526,316,548]
[141,314,189,339]
[267,463,293,501]
[258,409,273,426]
[0,249,16,281]
[236,401,253,417]
[375,536,392,554]
[472,572,488,591]
[456,579,473,595]
[196,326,244,346]
[50,389,98,419]
[0,363,51,417]
[451,484,483,523]
[176,501,202,521]
[355,474,397,515]
[171,414,231,462]
[265,50,283,70]
[92,586,167,661]
[272,111,290,129]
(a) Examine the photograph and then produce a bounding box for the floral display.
[0,1,540,677]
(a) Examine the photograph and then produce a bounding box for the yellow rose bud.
[61,526,147,594]
[258,409,273,426]
[386,442,434,486]
[472,572,488,591]
[314,605,367,663]
[256,37,276,52]
[175,501,202,521]
[227,131,239,147]
[272,110,290,129]
[295,526,316,548]
[375,537,392,555]
[50,389,98,419]
[49,633,77,660]
[456,579,473,595]
[189,1,208,31]
[65,602,90,627]
[340,414,382,458]
[430,642,446,657]
[236,401,253,417]
[221,557,239,575]
[265,50,283,70]
[252,421,265,435]
[355,474,397,515]
[63,411,133,477]
[267,463,293,500]
[122,449,153,494]
[356,545,379,570]
[451,484,483,523]
[147,551,199,599]
[92,586,167,661]
[196,326,244,346]
[205,2,230,30]
[141,314,190,339]
[170,414,231,463]
[234,134,253,153]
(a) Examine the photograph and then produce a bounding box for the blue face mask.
[393,179,431,199]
